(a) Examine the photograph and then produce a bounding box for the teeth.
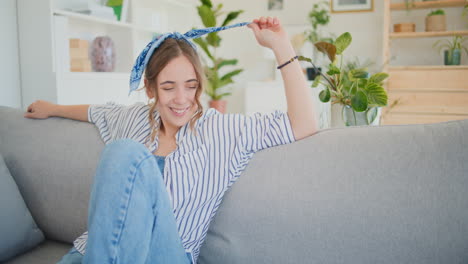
[171,107,189,114]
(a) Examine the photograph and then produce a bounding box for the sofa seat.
[4,241,70,264]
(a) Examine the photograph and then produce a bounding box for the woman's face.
[152,55,199,134]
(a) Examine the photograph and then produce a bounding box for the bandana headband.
[129,22,251,95]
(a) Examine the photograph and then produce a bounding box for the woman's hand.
[248,16,289,51]
[24,100,57,119]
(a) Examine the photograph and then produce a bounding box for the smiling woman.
[25,15,318,264]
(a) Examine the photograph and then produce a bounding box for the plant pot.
[209,100,227,113]
[306,67,322,81]
[342,105,381,126]
[394,23,415,33]
[444,49,461,65]
[425,15,446,32]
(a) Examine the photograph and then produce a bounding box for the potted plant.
[193,0,244,113]
[299,32,389,126]
[426,9,446,32]
[302,1,334,81]
[433,35,468,65]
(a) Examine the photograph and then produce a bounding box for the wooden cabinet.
[381,0,468,125]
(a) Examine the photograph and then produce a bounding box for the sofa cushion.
[3,240,70,264]
[199,119,468,264]
[0,153,44,262]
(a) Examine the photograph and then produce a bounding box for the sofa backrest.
[1,106,468,263]
[198,116,468,263]
[0,106,101,243]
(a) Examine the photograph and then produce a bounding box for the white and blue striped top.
[73,102,296,263]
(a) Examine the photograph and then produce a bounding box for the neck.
[160,122,178,140]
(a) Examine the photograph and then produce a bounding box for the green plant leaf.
[192,38,214,60]
[335,32,352,55]
[220,69,243,82]
[218,78,234,88]
[200,0,212,8]
[366,107,378,124]
[106,0,123,6]
[348,68,368,80]
[364,83,388,106]
[214,3,223,16]
[369,72,389,84]
[327,64,340,75]
[312,75,322,87]
[298,55,313,63]
[351,90,368,112]
[314,42,336,62]
[319,87,331,102]
[198,5,216,27]
[221,11,244,27]
[207,32,221,47]
[217,59,238,69]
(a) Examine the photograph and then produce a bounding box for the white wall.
[0,0,22,108]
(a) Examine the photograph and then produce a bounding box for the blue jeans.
[57,139,192,264]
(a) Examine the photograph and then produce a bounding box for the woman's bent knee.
[94,139,154,183]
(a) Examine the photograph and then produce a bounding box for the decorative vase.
[342,105,381,126]
[425,15,446,32]
[209,100,227,113]
[91,36,116,72]
[444,49,461,65]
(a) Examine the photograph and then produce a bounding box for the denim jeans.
[57,139,192,264]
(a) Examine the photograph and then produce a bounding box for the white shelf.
[390,30,468,39]
[53,9,161,34]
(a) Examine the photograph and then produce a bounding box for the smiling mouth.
[170,106,190,116]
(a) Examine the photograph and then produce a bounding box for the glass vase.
[342,105,380,126]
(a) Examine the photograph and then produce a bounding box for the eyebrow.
[159,79,198,85]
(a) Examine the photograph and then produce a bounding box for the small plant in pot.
[426,9,446,32]
[298,32,389,126]
[303,1,334,81]
[193,0,244,113]
[433,35,468,65]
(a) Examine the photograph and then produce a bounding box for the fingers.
[251,16,280,30]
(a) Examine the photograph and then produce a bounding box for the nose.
[173,86,188,105]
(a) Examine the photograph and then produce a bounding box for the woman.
[25,16,318,264]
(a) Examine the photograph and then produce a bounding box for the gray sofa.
[1,105,468,264]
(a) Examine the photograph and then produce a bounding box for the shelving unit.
[390,30,468,38]
[381,0,468,125]
[17,0,197,108]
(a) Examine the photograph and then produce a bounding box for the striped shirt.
[73,102,295,263]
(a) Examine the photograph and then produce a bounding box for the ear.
[145,79,155,99]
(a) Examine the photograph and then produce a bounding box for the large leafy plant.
[299,32,388,117]
[193,0,244,101]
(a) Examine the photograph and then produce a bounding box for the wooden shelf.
[390,0,466,10]
[388,65,468,70]
[390,30,468,38]
[53,9,160,33]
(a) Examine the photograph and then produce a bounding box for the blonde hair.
[143,38,205,146]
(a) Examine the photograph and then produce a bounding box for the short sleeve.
[88,102,148,144]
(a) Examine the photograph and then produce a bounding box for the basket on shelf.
[394,23,416,32]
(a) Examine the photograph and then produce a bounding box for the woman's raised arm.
[24,100,89,122]
[248,17,318,140]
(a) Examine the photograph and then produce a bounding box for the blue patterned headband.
[129,21,251,95]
